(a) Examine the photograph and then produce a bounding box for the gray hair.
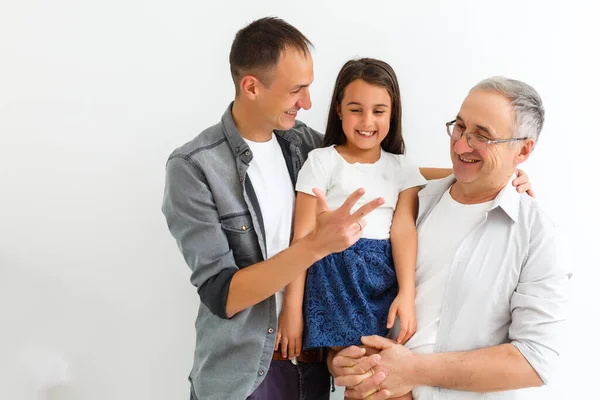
[471,76,545,143]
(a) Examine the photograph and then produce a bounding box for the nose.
[361,111,374,127]
[298,87,312,110]
[453,133,472,154]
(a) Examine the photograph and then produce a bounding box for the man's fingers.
[334,368,374,388]
[335,345,367,362]
[351,197,385,222]
[339,371,387,398]
[352,218,367,235]
[344,391,391,400]
[313,188,329,215]
[512,169,534,197]
[339,188,366,214]
[361,335,397,351]
[334,352,381,377]
[516,182,530,193]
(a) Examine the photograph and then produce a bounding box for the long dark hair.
[322,58,405,154]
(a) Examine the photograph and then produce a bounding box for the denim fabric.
[163,103,323,399]
[246,360,330,400]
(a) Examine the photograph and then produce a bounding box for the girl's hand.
[386,292,416,344]
[275,307,304,358]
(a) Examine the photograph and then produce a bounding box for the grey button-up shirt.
[393,175,571,399]
[162,104,322,399]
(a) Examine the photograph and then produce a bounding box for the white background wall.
[1,1,597,399]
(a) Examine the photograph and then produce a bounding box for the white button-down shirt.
[392,175,571,399]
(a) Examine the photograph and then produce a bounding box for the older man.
[331,77,570,400]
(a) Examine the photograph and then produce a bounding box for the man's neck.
[232,99,273,142]
[450,181,504,204]
[450,170,517,204]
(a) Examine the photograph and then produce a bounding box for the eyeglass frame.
[445,119,529,150]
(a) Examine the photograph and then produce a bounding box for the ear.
[336,103,342,119]
[239,75,260,99]
[514,138,535,165]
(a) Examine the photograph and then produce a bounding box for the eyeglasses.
[445,120,528,150]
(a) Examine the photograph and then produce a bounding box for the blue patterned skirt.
[303,238,398,349]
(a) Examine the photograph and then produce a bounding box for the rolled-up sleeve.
[162,155,238,319]
[509,223,572,384]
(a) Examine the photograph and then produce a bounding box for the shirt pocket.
[220,212,261,268]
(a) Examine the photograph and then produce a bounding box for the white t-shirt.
[405,188,492,399]
[243,134,295,316]
[295,145,426,239]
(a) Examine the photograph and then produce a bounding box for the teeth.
[358,130,375,137]
[459,155,479,163]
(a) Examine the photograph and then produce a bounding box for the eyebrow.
[346,101,389,107]
[290,84,310,91]
[456,115,497,137]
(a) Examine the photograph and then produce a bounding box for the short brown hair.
[229,17,313,95]
[323,58,405,154]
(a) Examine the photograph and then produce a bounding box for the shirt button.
[244,151,250,156]
[268,327,274,334]
[239,177,243,182]
[258,369,265,376]
[241,225,247,231]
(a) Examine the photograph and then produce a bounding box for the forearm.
[226,237,321,317]
[391,226,417,294]
[419,167,452,181]
[283,272,307,312]
[414,343,543,392]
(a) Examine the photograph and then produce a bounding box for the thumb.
[361,335,398,351]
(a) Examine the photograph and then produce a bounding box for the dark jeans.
[246,360,330,400]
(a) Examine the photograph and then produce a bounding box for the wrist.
[398,284,416,297]
[281,302,303,314]
[411,352,434,387]
[299,232,328,262]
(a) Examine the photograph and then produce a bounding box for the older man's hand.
[337,336,418,399]
[328,345,389,398]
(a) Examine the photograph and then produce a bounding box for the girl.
[277,58,423,399]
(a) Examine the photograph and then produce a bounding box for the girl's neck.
[335,144,382,164]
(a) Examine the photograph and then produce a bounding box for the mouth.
[457,154,481,164]
[285,110,298,118]
[357,130,376,137]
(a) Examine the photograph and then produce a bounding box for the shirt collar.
[489,174,521,223]
[221,102,250,158]
[220,102,302,157]
[419,174,521,223]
